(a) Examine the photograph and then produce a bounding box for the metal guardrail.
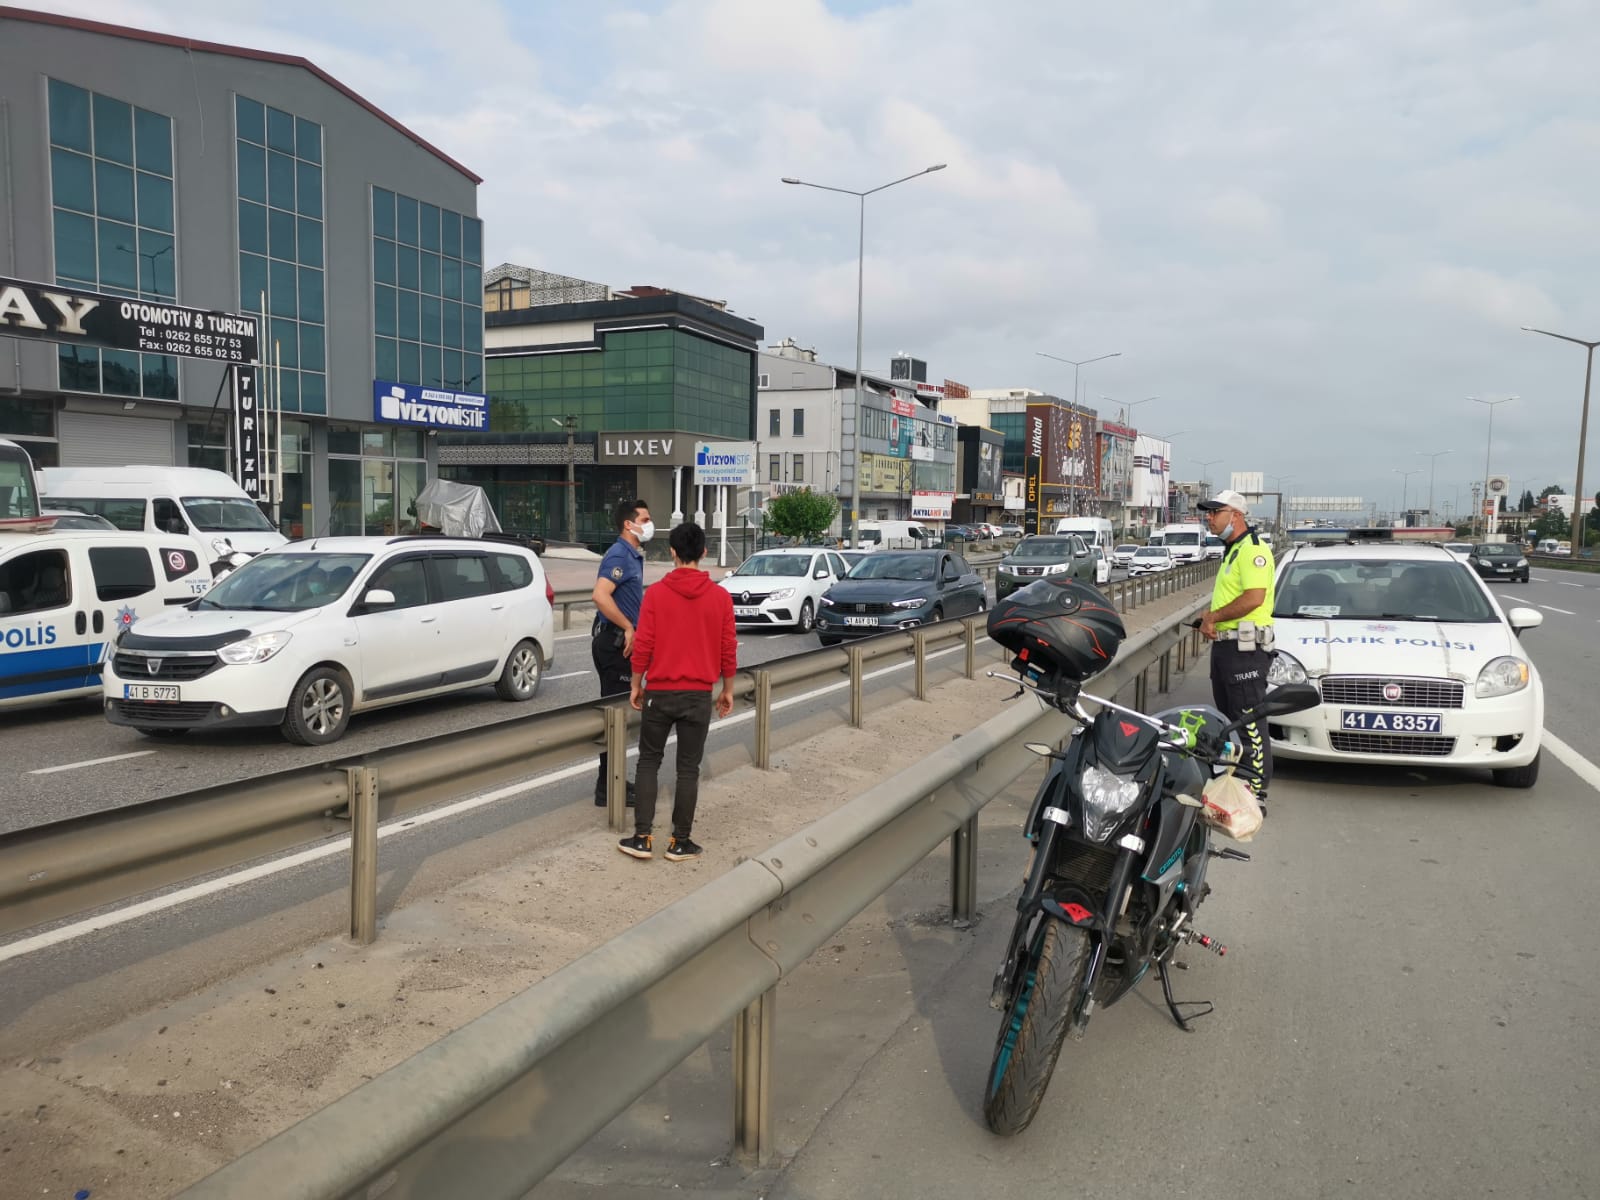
[178,592,1213,1199]
[0,561,1213,944]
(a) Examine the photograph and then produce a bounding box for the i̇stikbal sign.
[372,380,489,430]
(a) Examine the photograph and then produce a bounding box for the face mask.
[633,519,656,543]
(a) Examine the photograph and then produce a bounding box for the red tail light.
[545,577,555,608]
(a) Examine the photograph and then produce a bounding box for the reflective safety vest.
[1211,529,1275,631]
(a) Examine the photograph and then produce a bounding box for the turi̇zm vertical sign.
[232,364,264,501]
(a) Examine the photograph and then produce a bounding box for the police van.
[38,465,287,555]
[0,526,212,710]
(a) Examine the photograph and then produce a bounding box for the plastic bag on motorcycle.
[1200,770,1262,842]
[986,578,1125,687]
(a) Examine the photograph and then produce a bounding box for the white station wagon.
[1266,543,1543,787]
[103,535,555,745]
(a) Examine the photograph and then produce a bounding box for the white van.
[1159,523,1206,564]
[1535,538,1561,555]
[1052,516,1115,551]
[850,520,936,551]
[1,527,213,710]
[39,466,287,555]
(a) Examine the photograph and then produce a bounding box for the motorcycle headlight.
[1079,764,1144,843]
[1267,651,1308,686]
[891,596,927,609]
[767,587,794,601]
[218,631,293,665]
[1475,656,1530,698]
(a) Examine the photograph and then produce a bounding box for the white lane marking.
[545,671,589,681]
[1543,731,1600,796]
[1536,604,1576,615]
[0,644,968,963]
[28,750,156,776]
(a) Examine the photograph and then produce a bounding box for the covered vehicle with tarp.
[415,479,503,538]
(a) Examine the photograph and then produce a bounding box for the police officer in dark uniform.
[1196,489,1277,811]
[591,498,652,806]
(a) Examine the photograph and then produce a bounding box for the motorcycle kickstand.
[1157,959,1214,1031]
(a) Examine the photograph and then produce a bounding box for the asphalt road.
[766,661,1600,1200]
[1484,563,1600,751]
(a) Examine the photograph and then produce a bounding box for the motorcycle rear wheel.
[982,918,1092,1136]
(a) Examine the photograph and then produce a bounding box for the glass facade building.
[485,328,749,440]
[372,189,485,393]
[48,78,178,400]
[235,95,326,415]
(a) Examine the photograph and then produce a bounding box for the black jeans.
[1210,640,1274,797]
[591,622,632,798]
[634,689,714,840]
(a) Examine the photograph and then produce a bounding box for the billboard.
[0,274,258,365]
[911,491,955,519]
[1131,435,1171,509]
[1097,427,1134,503]
[973,437,1002,500]
[694,440,757,486]
[374,380,489,430]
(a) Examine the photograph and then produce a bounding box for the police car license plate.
[1340,709,1441,733]
[844,616,878,627]
[733,606,761,617]
[124,684,180,702]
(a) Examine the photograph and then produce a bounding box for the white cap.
[1196,488,1251,516]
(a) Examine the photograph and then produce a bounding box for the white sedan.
[1127,545,1176,575]
[720,547,850,633]
[1266,543,1543,787]
[1110,543,1139,568]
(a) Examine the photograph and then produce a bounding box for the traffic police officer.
[1196,489,1277,810]
[591,498,652,805]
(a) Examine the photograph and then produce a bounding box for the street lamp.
[1268,474,1294,533]
[1415,448,1452,527]
[1103,394,1157,427]
[1468,395,1516,539]
[783,163,947,548]
[1522,326,1598,555]
[551,415,576,544]
[1037,350,1122,410]
[1394,467,1421,526]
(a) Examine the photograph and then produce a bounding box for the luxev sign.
[596,432,698,466]
[0,274,258,364]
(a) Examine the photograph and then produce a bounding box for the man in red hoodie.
[618,521,737,862]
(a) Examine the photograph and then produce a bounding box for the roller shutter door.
[58,412,177,468]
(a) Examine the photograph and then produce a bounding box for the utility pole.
[552,415,577,543]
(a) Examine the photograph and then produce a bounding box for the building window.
[48,79,178,401]
[186,420,229,473]
[793,408,804,436]
[768,409,780,437]
[768,454,780,482]
[372,188,484,392]
[236,95,326,415]
[758,373,770,389]
[328,423,427,536]
[792,454,804,483]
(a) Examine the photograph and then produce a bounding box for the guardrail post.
[1158,649,1171,693]
[950,812,978,925]
[1176,634,1186,672]
[346,766,379,946]
[964,618,977,680]
[1134,666,1148,712]
[733,986,776,1167]
[561,602,573,631]
[913,630,928,700]
[848,645,865,727]
[604,703,629,833]
[754,671,772,770]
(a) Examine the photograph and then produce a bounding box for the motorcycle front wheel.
[982,918,1092,1136]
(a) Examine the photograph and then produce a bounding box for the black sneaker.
[617,834,653,860]
[665,837,703,862]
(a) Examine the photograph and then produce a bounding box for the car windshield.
[1446,543,1473,553]
[731,554,810,577]
[1165,531,1202,546]
[197,552,370,611]
[1115,544,1138,553]
[847,553,934,581]
[1012,539,1078,559]
[1134,547,1167,558]
[1204,536,1223,547]
[182,496,276,532]
[1273,558,1497,622]
[1474,545,1521,558]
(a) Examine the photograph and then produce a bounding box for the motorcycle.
[981,662,1320,1136]
[208,536,254,583]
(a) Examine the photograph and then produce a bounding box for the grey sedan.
[815,550,987,645]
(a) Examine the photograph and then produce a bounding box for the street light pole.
[1268,473,1294,535]
[1194,457,1222,508]
[1394,467,1421,526]
[1037,352,1122,518]
[783,164,947,549]
[1416,448,1452,527]
[1521,327,1598,555]
[551,415,576,543]
[1468,395,1515,539]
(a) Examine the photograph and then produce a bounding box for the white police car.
[103,535,555,744]
[1266,542,1544,787]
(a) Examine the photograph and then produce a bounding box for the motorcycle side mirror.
[1023,742,1059,758]
[1219,682,1320,738]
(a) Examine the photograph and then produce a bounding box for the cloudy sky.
[36,0,1600,519]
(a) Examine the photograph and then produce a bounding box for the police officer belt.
[1216,627,1275,646]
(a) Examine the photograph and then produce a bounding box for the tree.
[764,488,839,542]
[1518,489,1536,513]
[1539,482,1564,499]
